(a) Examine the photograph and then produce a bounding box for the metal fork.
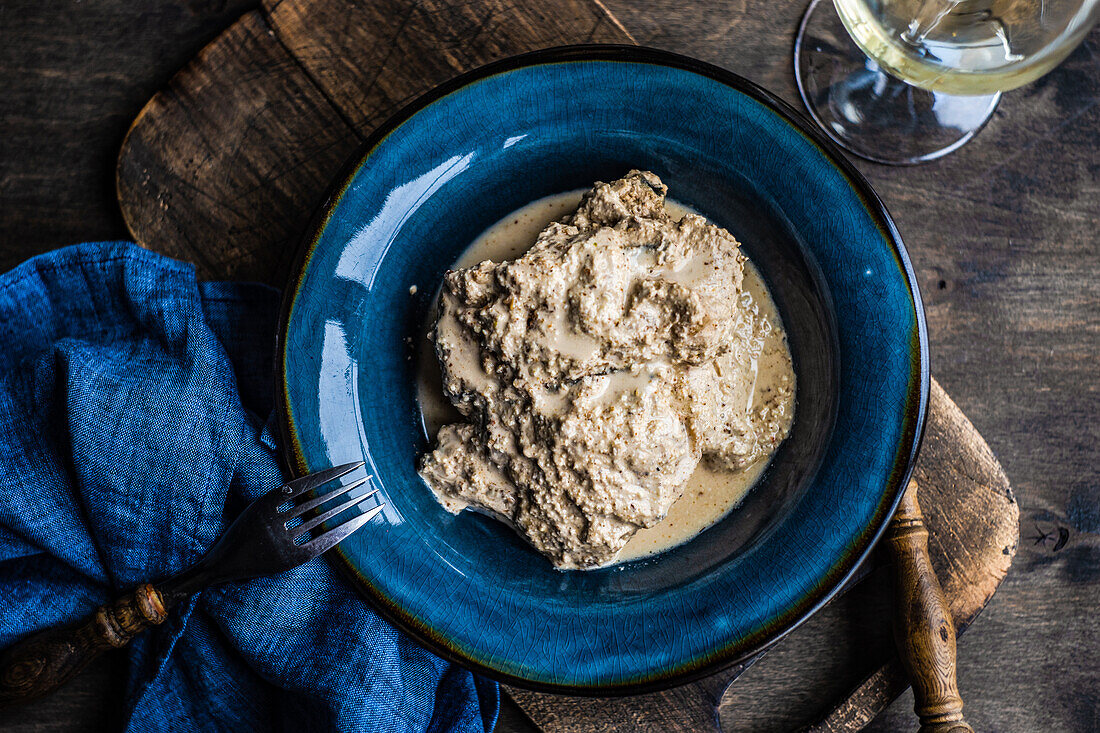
[0,462,381,708]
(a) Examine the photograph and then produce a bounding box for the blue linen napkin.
[0,242,499,732]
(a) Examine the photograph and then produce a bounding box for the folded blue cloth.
[0,242,498,731]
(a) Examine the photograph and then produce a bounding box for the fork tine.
[304,503,385,555]
[291,488,380,538]
[284,461,364,499]
[287,476,372,518]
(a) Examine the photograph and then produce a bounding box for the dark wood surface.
[884,481,973,733]
[115,0,632,285]
[113,0,1017,728]
[510,381,1018,732]
[0,586,169,708]
[1,0,1097,731]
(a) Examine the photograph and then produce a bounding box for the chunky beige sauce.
[416,179,794,566]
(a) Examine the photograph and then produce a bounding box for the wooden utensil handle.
[0,583,169,707]
[886,480,975,733]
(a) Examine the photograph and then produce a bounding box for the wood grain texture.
[263,0,634,132]
[0,0,258,274]
[801,660,910,733]
[112,3,1021,728]
[510,381,1019,732]
[885,481,973,733]
[3,0,1098,731]
[116,9,361,285]
[0,585,168,708]
[116,0,631,285]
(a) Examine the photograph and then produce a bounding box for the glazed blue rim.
[275,44,929,695]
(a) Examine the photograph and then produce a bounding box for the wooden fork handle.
[0,583,169,707]
[886,479,975,733]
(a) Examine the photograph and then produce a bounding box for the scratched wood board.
[116,0,633,287]
[112,1,1020,730]
[509,381,1018,732]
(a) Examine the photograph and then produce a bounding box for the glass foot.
[794,0,1000,165]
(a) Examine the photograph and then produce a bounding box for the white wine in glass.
[795,0,1100,163]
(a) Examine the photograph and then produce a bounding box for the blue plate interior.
[278,47,927,692]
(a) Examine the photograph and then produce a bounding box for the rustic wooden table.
[2,1,1097,731]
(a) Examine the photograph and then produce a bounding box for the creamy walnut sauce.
[416,172,795,569]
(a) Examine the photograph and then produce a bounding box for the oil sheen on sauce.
[416,190,794,565]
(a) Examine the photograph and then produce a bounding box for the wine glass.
[794,0,1100,164]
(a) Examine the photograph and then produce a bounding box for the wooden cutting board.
[114,1,1019,730]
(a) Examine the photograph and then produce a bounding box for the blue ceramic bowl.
[277,46,928,694]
